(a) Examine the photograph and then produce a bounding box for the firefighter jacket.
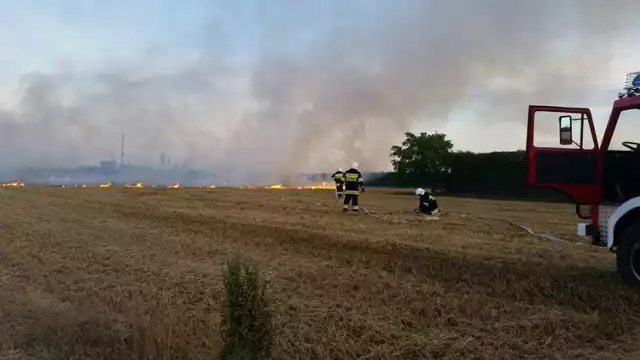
[419,192,438,212]
[343,168,364,195]
[331,171,345,184]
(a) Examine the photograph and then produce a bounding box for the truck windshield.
[609,108,640,151]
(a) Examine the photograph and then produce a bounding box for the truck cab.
[526,71,640,286]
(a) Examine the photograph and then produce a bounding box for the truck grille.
[597,205,617,246]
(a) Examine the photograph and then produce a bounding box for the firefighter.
[343,161,364,212]
[331,167,345,200]
[414,188,440,215]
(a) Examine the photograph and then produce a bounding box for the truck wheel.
[617,222,640,287]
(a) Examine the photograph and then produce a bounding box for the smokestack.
[160,152,166,168]
[120,133,124,167]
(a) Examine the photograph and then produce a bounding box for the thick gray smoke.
[1,0,639,184]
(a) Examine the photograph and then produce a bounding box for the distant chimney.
[160,152,166,168]
[120,133,125,167]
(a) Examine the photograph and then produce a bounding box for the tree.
[389,132,453,187]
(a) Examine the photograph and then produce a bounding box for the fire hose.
[444,212,572,243]
[364,208,572,243]
[321,197,571,243]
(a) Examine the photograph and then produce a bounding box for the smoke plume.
[1,0,639,184]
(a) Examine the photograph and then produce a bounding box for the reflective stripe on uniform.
[344,190,360,195]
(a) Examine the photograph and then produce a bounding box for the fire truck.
[526,71,640,286]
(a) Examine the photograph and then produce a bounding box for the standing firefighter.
[343,162,364,212]
[331,167,345,200]
[414,188,440,215]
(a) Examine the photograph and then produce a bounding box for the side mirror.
[558,115,573,145]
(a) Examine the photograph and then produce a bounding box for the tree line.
[369,131,567,202]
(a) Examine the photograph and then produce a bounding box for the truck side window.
[532,111,595,150]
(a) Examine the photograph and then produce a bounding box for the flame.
[267,184,286,189]
[264,181,335,190]
[296,181,334,190]
[0,180,334,190]
[0,181,25,187]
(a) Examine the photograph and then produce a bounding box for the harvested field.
[0,187,638,359]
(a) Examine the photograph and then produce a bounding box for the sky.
[1,0,640,179]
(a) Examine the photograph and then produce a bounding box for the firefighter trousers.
[343,193,359,211]
[335,184,344,198]
[419,203,439,215]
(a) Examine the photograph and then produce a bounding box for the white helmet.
[337,167,343,172]
[350,161,359,169]
[415,188,425,196]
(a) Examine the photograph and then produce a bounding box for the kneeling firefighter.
[343,162,364,212]
[414,188,440,215]
[331,167,345,200]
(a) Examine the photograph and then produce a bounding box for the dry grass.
[0,187,638,359]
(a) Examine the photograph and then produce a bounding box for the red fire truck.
[526,71,640,286]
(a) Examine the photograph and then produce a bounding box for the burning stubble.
[0,0,639,185]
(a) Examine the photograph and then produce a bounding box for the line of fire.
[0,158,387,190]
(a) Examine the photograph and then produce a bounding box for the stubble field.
[0,187,638,360]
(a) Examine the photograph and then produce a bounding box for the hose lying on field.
[361,208,389,219]
[504,220,568,242]
[445,212,574,243]
[322,202,572,243]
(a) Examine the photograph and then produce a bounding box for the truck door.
[526,105,600,204]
